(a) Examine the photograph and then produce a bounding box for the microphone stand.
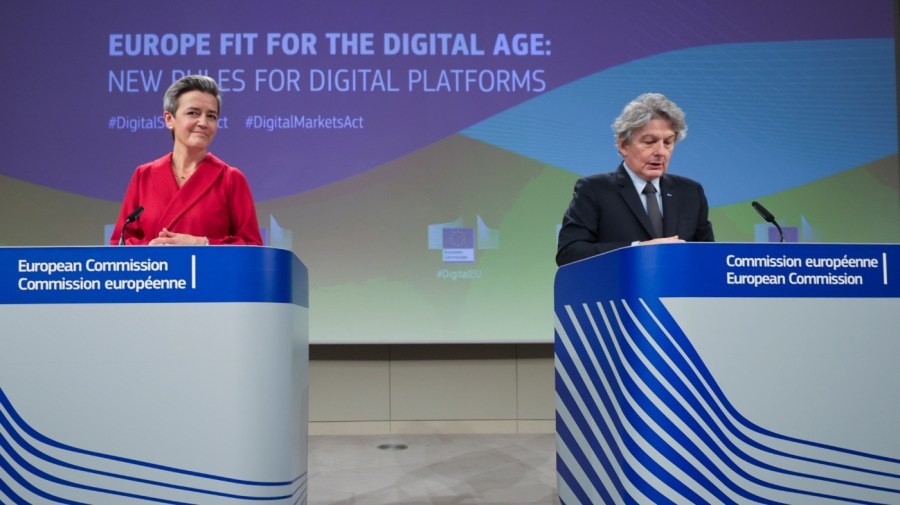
[118,207,144,245]
[751,201,783,243]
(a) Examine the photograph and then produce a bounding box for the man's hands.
[639,235,684,246]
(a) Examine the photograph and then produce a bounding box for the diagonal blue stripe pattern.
[642,297,900,466]
[557,308,723,503]
[633,297,900,481]
[0,451,88,504]
[577,303,753,504]
[613,299,897,503]
[556,450,598,505]
[0,387,305,503]
[600,301,779,504]
[556,297,900,505]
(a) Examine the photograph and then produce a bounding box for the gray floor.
[308,433,560,505]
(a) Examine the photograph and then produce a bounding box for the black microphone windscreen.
[127,206,144,221]
[751,201,775,223]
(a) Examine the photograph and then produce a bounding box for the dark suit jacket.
[556,164,714,266]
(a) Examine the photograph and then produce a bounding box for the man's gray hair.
[163,74,221,115]
[612,93,687,145]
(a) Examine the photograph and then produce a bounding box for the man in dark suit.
[556,93,714,266]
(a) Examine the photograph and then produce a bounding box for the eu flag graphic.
[442,228,475,263]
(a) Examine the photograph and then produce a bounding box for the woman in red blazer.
[110,75,263,246]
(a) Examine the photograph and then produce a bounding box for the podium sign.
[1,246,309,505]
[555,243,900,504]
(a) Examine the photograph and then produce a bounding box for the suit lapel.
[157,153,224,230]
[660,175,678,237]
[147,156,179,232]
[614,164,656,238]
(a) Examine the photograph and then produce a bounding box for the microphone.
[118,206,144,245]
[751,201,784,243]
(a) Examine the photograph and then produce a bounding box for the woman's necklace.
[172,156,192,181]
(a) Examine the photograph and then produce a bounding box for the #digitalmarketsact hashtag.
[247,114,365,131]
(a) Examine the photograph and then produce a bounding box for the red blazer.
[110,153,263,245]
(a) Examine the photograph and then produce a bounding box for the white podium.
[555,243,900,504]
[1,246,308,505]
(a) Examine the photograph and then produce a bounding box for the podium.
[554,243,900,504]
[0,246,308,505]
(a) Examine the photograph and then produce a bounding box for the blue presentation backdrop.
[1,0,897,342]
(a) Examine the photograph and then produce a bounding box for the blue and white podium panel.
[0,246,309,505]
[554,243,900,504]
